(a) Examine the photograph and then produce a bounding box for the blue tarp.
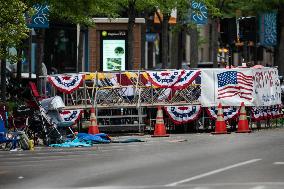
[49,133,144,148]
[77,133,111,144]
[50,133,111,148]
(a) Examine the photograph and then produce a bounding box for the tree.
[154,0,183,69]
[0,0,117,101]
[203,0,224,68]
[221,0,284,73]
[105,0,156,70]
[0,0,29,101]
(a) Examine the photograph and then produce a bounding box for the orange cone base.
[211,131,231,134]
[236,130,251,133]
[88,126,100,135]
[236,120,251,133]
[151,134,170,137]
[151,124,169,137]
[211,121,230,134]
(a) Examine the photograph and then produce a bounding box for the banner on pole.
[26,4,49,28]
[259,12,277,47]
[191,1,208,25]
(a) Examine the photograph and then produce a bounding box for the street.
[1,128,284,189]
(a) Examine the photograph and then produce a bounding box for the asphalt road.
[1,128,284,189]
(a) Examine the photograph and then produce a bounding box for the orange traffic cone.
[236,102,251,133]
[152,106,169,137]
[88,106,100,135]
[212,103,230,134]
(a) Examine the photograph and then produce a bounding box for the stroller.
[39,96,75,145]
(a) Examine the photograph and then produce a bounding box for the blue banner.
[146,33,157,42]
[191,1,208,25]
[259,12,277,47]
[26,4,49,28]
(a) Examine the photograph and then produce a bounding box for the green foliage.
[48,0,120,26]
[0,0,29,59]
[222,0,284,17]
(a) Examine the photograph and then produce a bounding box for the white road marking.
[79,182,284,189]
[274,162,284,165]
[166,159,262,186]
[249,186,266,189]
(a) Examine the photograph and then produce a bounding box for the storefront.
[89,18,145,71]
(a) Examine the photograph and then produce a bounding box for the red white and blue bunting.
[206,106,240,121]
[147,70,184,88]
[164,106,202,124]
[174,70,201,89]
[48,74,84,94]
[251,105,283,121]
[60,109,83,123]
[146,70,200,89]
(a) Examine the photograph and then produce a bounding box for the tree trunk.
[78,31,84,72]
[177,30,184,69]
[16,47,23,82]
[1,48,7,102]
[36,29,45,91]
[171,30,179,69]
[127,1,136,70]
[211,19,219,68]
[161,14,170,69]
[276,5,284,76]
[148,42,154,69]
[140,21,146,69]
[189,25,198,68]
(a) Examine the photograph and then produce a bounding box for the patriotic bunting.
[60,109,83,123]
[48,74,84,94]
[146,70,200,89]
[147,70,184,88]
[251,105,283,121]
[206,106,240,121]
[173,70,201,89]
[164,106,202,124]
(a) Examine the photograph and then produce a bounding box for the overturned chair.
[39,96,75,145]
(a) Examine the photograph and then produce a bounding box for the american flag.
[217,71,253,100]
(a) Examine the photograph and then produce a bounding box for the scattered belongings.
[168,139,188,143]
[49,133,111,147]
[49,133,145,147]
[111,138,145,143]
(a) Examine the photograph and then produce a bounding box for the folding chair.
[95,72,128,105]
[125,71,153,104]
[29,81,46,102]
[0,116,18,150]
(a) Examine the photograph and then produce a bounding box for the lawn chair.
[0,115,18,150]
[28,81,49,102]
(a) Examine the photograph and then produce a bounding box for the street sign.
[26,4,49,28]
[191,1,208,25]
[259,12,277,47]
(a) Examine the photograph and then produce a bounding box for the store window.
[44,24,77,74]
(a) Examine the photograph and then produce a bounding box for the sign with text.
[200,68,281,107]
[101,31,127,71]
[253,68,281,106]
